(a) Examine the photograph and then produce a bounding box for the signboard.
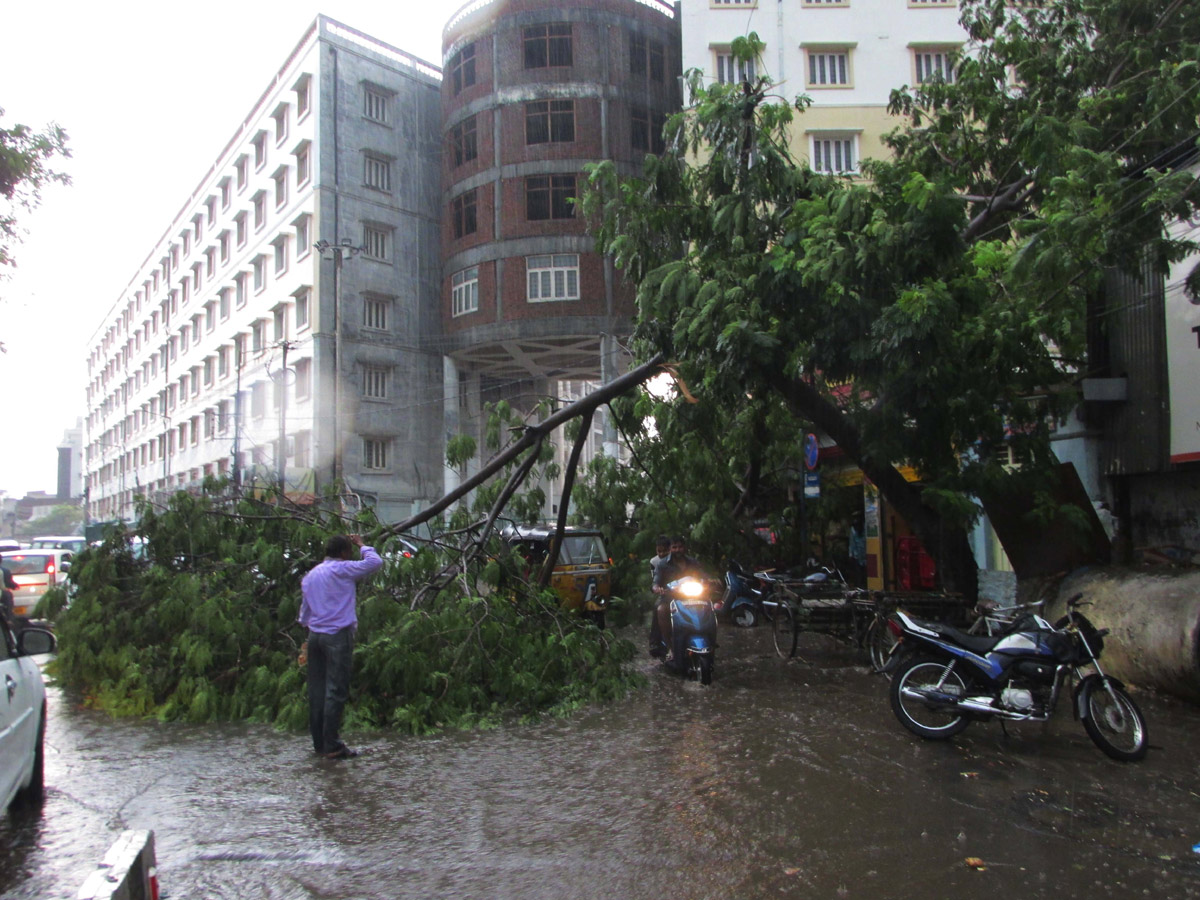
[803,433,820,470]
[804,470,820,499]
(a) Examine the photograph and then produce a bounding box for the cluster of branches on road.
[579,0,1200,599]
[43,482,641,733]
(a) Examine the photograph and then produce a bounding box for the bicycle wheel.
[771,601,797,658]
[866,617,899,674]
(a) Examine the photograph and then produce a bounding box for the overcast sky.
[0,1,449,500]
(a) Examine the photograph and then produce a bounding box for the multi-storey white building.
[681,0,965,172]
[84,17,446,523]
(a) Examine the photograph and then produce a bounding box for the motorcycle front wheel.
[1081,681,1148,762]
[891,656,972,740]
[698,654,713,686]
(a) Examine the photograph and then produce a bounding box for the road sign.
[804,433,820,470]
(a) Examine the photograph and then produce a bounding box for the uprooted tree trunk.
[774,371,979,603]
[382,354,666,603]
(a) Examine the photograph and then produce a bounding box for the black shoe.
[649,645,666,659]
[323,744,359,760]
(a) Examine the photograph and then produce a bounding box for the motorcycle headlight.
[679,580,704,598]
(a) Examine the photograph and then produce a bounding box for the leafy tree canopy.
[0,107,70,275]
[582,0,1200,596]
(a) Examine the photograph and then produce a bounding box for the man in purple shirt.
[299,534,382,759]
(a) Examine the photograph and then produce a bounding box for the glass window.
[527,254,580,301]
[526,175,576,221]
[449,43,476,95]
[452,267,479,317]
[524,23,572,69]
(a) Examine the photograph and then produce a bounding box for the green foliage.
[581,2,1200,590]
[47,485,641,733]
[1,107,71,278]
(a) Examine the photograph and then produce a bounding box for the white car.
[1,619,54,810]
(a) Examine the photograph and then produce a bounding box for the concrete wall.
[1054,568,1200,702]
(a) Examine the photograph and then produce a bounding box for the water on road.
[4,626,1200,899]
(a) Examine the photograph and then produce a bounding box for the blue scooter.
[663,576,717,685]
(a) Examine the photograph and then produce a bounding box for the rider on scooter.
[651,534,701,665]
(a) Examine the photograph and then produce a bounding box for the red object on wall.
[896,536,936,590]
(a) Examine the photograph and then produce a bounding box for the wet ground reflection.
[4,626,1200,899]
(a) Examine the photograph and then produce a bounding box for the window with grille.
[525,100,575,145]
[363,225,390,261]
[526,175,575,221]
[253,132,267,170]
[803,0,847,5]
[363,295,389,330]
[527,254,580,302]
[449,42,476,95]
[451,116,477,167]
[715,51,757,85]
[295,142,311,186]
[914,48,957,83]
[810,134,858,174]
[253,191,266,230]
[807,50,850,86]
[364,86,390,123]
[295,358,312,399]
[452,189,477,238]
[364,154,392,192]
[363,365,388,399]
[363,438,389,470]
[294,287,310,330]
[909,0,955,6]
[524,23,572,68]
[452,267,479,316]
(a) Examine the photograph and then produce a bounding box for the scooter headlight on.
[679,579,704,598]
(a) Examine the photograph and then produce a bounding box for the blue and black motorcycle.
[887,594,1148,761]
[663,576,718,685]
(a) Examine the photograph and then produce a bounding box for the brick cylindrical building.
[439,0,681,466]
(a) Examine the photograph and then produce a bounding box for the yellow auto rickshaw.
[502,525,612,628]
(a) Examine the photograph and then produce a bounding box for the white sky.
[0,1,449,500]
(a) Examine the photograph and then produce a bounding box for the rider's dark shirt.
[653,553,700,591]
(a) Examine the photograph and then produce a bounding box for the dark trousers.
[306,627,354,754]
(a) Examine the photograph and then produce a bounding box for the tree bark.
[383,354,665,537]
[772,371,978,602]
[538,407,594,589]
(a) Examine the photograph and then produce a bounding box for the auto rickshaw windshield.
[557,534,607,565]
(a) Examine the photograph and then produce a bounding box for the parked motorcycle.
[720,560,770,627]
[659,576,718,685]
[886,593,1148,761]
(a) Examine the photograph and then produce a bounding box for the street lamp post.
[314,238,362,487]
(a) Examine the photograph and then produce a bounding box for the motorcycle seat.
[923,621,1004,655]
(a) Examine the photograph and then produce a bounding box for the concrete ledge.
[77,830,158,900]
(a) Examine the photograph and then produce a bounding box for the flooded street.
[4,625,1200,899]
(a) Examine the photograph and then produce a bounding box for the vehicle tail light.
[887,618,903,638]
[45,561,55,575]
[401,550,413,558]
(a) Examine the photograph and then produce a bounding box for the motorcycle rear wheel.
[1081,681,1148,762]
[731,605,759,628]
[891,656,972,740]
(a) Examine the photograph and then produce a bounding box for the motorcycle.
[886,593,1148,761]
[721,560,770,627]
[658,576,718,685]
